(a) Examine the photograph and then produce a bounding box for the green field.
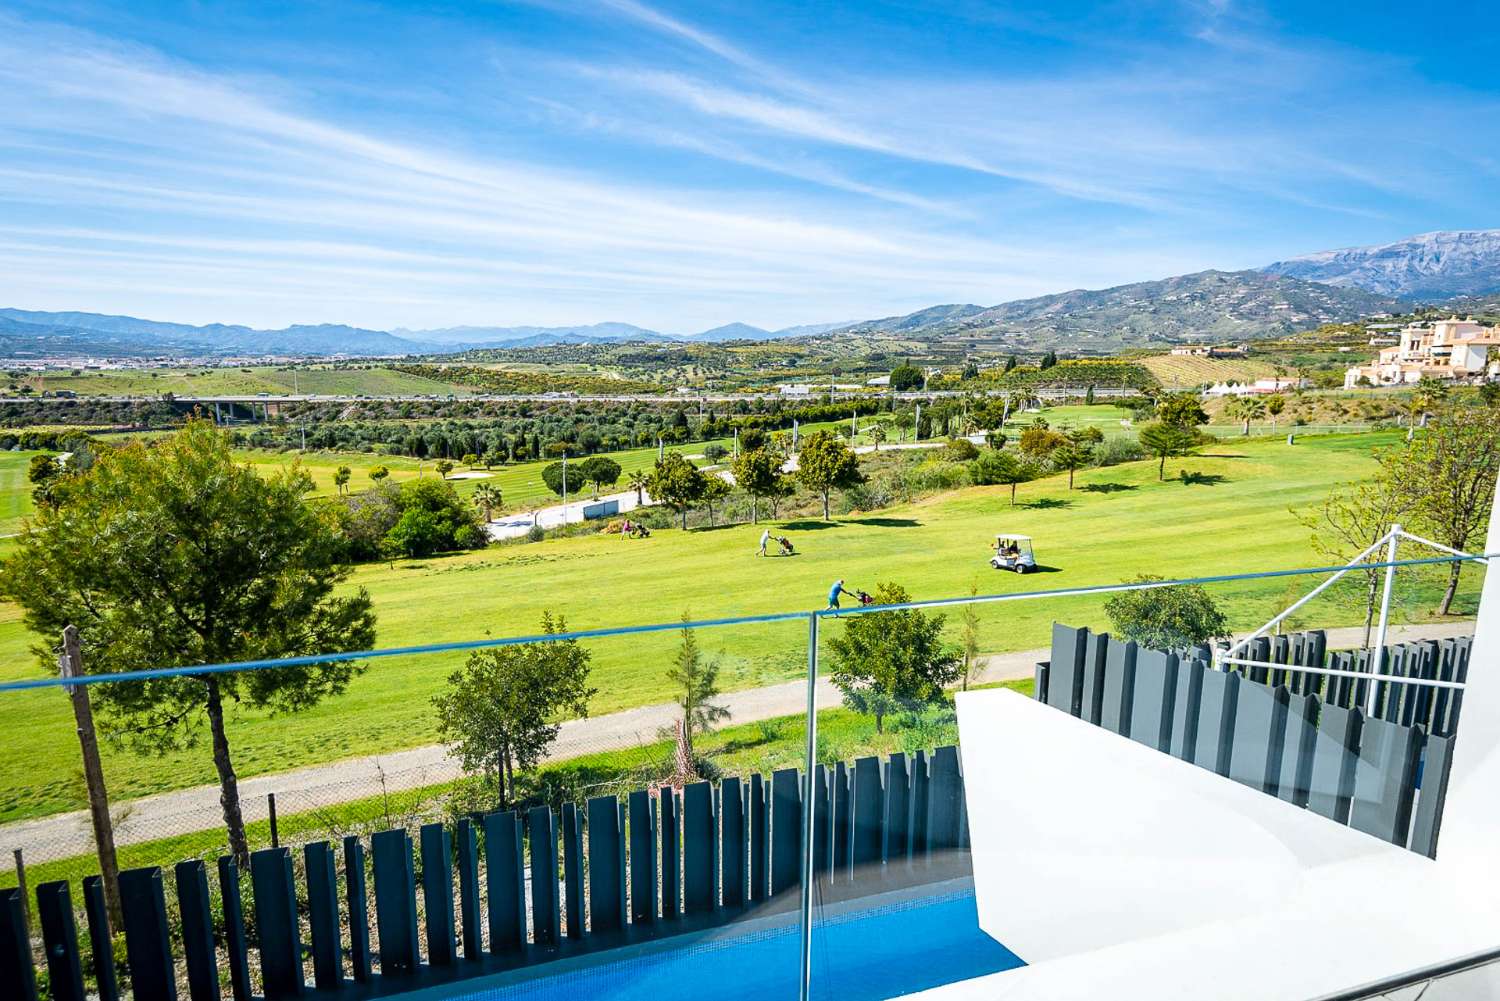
[23,365,473,397]
[0,452,35,535]
[0,428,1476,826]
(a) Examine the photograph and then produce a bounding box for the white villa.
[1344,317,1500,388]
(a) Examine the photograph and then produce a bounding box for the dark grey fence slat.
[659,789,680,919]
[174,860,220,1001]
[1352,649,1374,716]
[683,781,716,914]
[851,756,883,870]
[457,818,482,961]
[529,806,561,946]
[304,842,343,989]
[1081,630,1109,725]
[1227,681,1288,796]
[1308,705,1362,824]
[1277,693,1320,808]
[1269,634,1289,689]
[82,875,121,1001]
[748,774,768,902]
[627,792,658,924]
[251,847,304,999]
[1432,640,1457,734]
[1130,648,1177,753]
[1100,637,1136,736]
[909,750,930,857]
[928,745,964,853]
[720,778,746,909]
[1046,623,1089,716]
[483,811,527,953]
[1247,635,1271,685]
[422,821,457,964]
[588,795,627,933]
[1193,665,1238,776]
[119,867,176,1001]
[342,837,372,983]
[372,828,420,975]
[832,762,852,877]
[770,767,801,895]
[1446,636,1472,734]
[1168,653,1202,762]
[36,881,85,1001]
[1328,651,1354,709]
[810,764,831,880]
[1033,661,1050,704]
[216,857,252,1001]
[1300,631,1328,699]
[561,803,585,940]
[1409,734,1457,859]
[1350,717,1424,846]
[883,752,911,862]
[1411,641,1439,731]
[1288,634,1306,694]
[0,887,36,1001]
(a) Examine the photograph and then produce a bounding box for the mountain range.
[4,229,1498,359]
[1263,229,1500,299]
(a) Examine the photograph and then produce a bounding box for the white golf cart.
[990,534,1037,574]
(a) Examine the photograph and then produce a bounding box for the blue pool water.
[438,890,1021,1001]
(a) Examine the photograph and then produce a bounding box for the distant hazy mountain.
[686,322,771,342]
[0,309,427,357]
[399,322,670,345]
[821,271,1399,349]
[771,321,851,338]
[1262,229,1500,300]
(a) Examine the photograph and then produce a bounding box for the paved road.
[0,620,1474,864]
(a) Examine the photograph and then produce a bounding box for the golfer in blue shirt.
[827,579,846,610]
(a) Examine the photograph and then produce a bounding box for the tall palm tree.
[628,469,649,505]
[471,484,502,522]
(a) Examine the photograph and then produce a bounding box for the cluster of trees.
[976,359,1157,390]
[336,477,489,560]
[390,363,662,396]
[541,455,622,499]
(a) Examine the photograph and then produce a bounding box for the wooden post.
[59,626,122,928]
[268,793,279,848]
[10,850,28,936]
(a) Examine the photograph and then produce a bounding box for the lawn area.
[0,429,1478,825]
[0,451,36,535]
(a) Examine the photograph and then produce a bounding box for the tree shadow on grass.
[781,519,843,531]
[1178,471,1228,486]
[846,517,921,527]
[1080,482,1138,494]
[1023,497,1073,510]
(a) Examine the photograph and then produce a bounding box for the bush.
[903,458,970,492]
[944,438,980,461]
[526,524,546,543]
[1092,434,1144,467]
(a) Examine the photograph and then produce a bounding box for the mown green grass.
[0,430,1477,825]
[0,451,37,535]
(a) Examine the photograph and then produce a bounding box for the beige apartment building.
[1344,317,1500,388]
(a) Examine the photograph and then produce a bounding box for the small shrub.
[944,438,980,461]
[525,523,546,543]
[1092,434,1143,467]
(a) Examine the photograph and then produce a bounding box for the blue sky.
[0,1,1496,333]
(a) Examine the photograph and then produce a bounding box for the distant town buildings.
[1169,343,1249,358]
[1343,317,1500,389]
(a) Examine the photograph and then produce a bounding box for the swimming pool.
[408,888,1021,1001]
